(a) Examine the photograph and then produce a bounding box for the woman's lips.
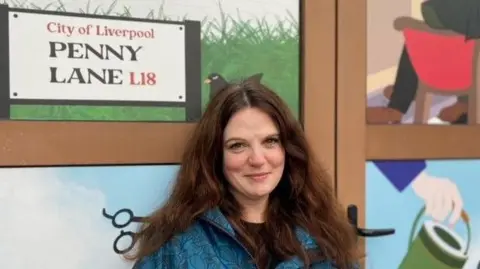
[245,172,270,181]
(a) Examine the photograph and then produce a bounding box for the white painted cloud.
[0,168,134,269]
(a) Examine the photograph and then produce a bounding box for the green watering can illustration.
[398,206,471,269]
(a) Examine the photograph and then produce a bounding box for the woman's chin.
[245,188,275,199]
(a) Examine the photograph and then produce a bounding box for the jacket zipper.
[201,218,259,269]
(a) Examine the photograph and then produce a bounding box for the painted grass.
[3,0,300,122]
[10,105,184,121]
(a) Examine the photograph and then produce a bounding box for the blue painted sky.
[0,164,181,268]
[56,164,179,216]
[366,160,480,269]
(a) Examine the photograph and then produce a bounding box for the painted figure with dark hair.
[367,0,480,124]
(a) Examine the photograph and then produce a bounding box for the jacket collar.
[200,207,318,250]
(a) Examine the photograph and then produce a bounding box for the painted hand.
[411,171,463,225]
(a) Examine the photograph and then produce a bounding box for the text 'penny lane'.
[48,41,157,86]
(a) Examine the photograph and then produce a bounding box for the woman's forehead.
[223,108,278,139]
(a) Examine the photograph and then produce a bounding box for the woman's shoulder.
[133,220,209,269]
[314,262,361,269]
[294,228,361,269]
[132,238,186,269]
[309,261,360,269]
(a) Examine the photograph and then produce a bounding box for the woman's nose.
[248,149,266,166]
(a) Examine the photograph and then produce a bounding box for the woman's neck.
[238,197,268,223]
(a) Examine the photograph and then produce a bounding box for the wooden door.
[337,0,480,268]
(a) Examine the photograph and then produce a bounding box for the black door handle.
[347,205,395,237]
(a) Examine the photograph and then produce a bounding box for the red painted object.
[403,28,475,91]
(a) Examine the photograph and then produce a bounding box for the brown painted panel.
[367,125,480,159]
[0,0,337,174]
[303,0,336,178]
[0,121,195,166]
[337,0,367,264]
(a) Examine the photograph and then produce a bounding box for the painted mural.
[366,159,480,268]
[0,164,179,268]
[1,0,300,122]
[366,0,480,125]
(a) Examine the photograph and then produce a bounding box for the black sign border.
[0,4,202,122]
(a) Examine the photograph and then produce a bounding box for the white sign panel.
[9,12,186,103]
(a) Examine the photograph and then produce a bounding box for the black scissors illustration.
[102,208,147,255]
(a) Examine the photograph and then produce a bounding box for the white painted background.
[4,0,299,26]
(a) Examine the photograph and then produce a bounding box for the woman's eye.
[264,138,279,145]
[229,143,244,150]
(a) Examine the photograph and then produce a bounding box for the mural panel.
[366,0,480,125]
[366,159,480,268]
[0,164,179,268]
[1,0,300,122]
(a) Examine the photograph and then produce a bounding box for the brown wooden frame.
[367,125,480,159]
[0,0,337,176]
[304,0,337,179]
[337,0,367,262]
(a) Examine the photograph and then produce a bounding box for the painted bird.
[204,72,264,101]
[204,73,228,101]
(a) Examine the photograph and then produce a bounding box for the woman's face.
[222,107,285,204]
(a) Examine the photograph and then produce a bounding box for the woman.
[128,78,360,268]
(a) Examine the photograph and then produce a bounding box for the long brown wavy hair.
[126,78,360,268]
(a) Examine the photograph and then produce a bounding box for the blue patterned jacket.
[134,208,358,268]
